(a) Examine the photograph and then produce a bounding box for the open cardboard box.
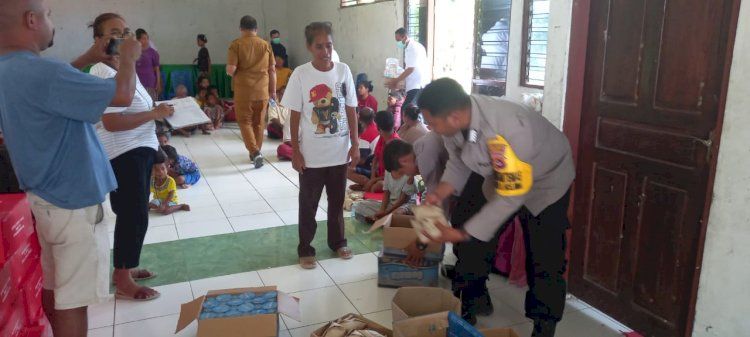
[176,286,301,337]
[392,287,460,322]
[392,312,519,337]
[311,313,393,337]
[377,215,444,288]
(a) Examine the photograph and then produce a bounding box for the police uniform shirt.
[441,95,575,241]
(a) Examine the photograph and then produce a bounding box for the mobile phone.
[106,38,124,55]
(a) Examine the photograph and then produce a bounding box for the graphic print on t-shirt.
[308,83,348,137]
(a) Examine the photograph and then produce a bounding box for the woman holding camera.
[89,13,174,301]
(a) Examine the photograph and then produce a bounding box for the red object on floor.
[0,261,19,326]
[0,300,26,337]
[363,192,385,201]
[1,194,34,266]
[20,265,43,325]
[623,332,644,337]
[508,218,527,287]
[8,237,41,289]
[277,142,293,161]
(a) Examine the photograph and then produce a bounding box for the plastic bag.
[384,58,404,78]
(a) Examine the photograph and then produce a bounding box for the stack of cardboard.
[377,215,444,288]
[176,286,301,337]
[0,194,51,337]
[314,288,517,337]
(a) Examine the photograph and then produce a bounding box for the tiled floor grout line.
[211,129,294,230]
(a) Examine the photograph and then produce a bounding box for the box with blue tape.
[376,215,445,288]
[393,311,519,337]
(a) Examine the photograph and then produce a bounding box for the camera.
[106,38,124,55]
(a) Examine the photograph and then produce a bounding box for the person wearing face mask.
[386,28,429,108]
[270,29,288,66]
[0,1,144,335]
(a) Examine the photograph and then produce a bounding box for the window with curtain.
[472,0,512,97]
[341,0,392,8]
[521,0,549,88]
[405,0,428,48]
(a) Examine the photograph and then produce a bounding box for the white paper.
[278,291,302,322]
[156,97,211,129]
[367,213,393,233]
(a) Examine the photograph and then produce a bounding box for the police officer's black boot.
[531,319,557,337]
[452,281,477,325]
[475,282,494,316]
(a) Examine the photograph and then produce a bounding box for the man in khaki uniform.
[227,15,276,168]
[419,78,574,337]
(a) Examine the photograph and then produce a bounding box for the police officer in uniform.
[418,78,574,337]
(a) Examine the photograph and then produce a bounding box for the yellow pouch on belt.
[487,135,533,196]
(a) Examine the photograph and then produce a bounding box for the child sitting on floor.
[203,92,225,131]
[195,87,208,108]
[267,87,288,140]
[162,145,201,188]
[156,131,169,147]
[353,139,417,222]
[348,110,399,192]
[150,151,191,214]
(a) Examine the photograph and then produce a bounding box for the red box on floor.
[8,237,41,289]
[0,194,34,266]
[20,265,44,326]
[0,300,26,337]
[0,260,19,326]
[22,310,50,337]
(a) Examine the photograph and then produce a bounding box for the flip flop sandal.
[131,269,158,282]
[115,287,161,302]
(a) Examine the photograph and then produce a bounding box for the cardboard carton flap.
[393,312,450,337]
[199,314,278,337]
[392,288,461,321]
[206,286,277,296]
[479,328,520,337]
[278,291,301,322]
[176,295,205,333]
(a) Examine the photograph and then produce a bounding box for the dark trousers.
[520,190,570,322]
[404,89,421,108]
[453,172,570,322]
[110,147,156,269]
[452,174,497,316]
[298,164,348,257]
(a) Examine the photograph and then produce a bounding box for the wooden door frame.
[561,0,743,335]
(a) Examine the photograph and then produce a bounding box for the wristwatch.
[416,242,428,251]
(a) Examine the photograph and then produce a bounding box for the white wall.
[286,0,405,105]
[540,0,572,129]
[692,1,750,336]
[44,0,289,65]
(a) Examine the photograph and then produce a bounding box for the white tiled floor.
[91,128,633,337]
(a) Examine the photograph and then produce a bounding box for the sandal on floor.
[299,256,317,270]
[337,247,353,260]
[131,268,158,282]
[115,287,161,302]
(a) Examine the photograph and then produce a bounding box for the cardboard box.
[391,287,460,322]
[377,215,444,288]
[8,236,41,289]
[392,312,519,337]
[0,194,33,265]
[176,286,301,337]
[20,265,43,325]
[311,314,393,337]
[0,260,19,326]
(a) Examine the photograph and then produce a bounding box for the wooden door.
[569,0,738,336]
